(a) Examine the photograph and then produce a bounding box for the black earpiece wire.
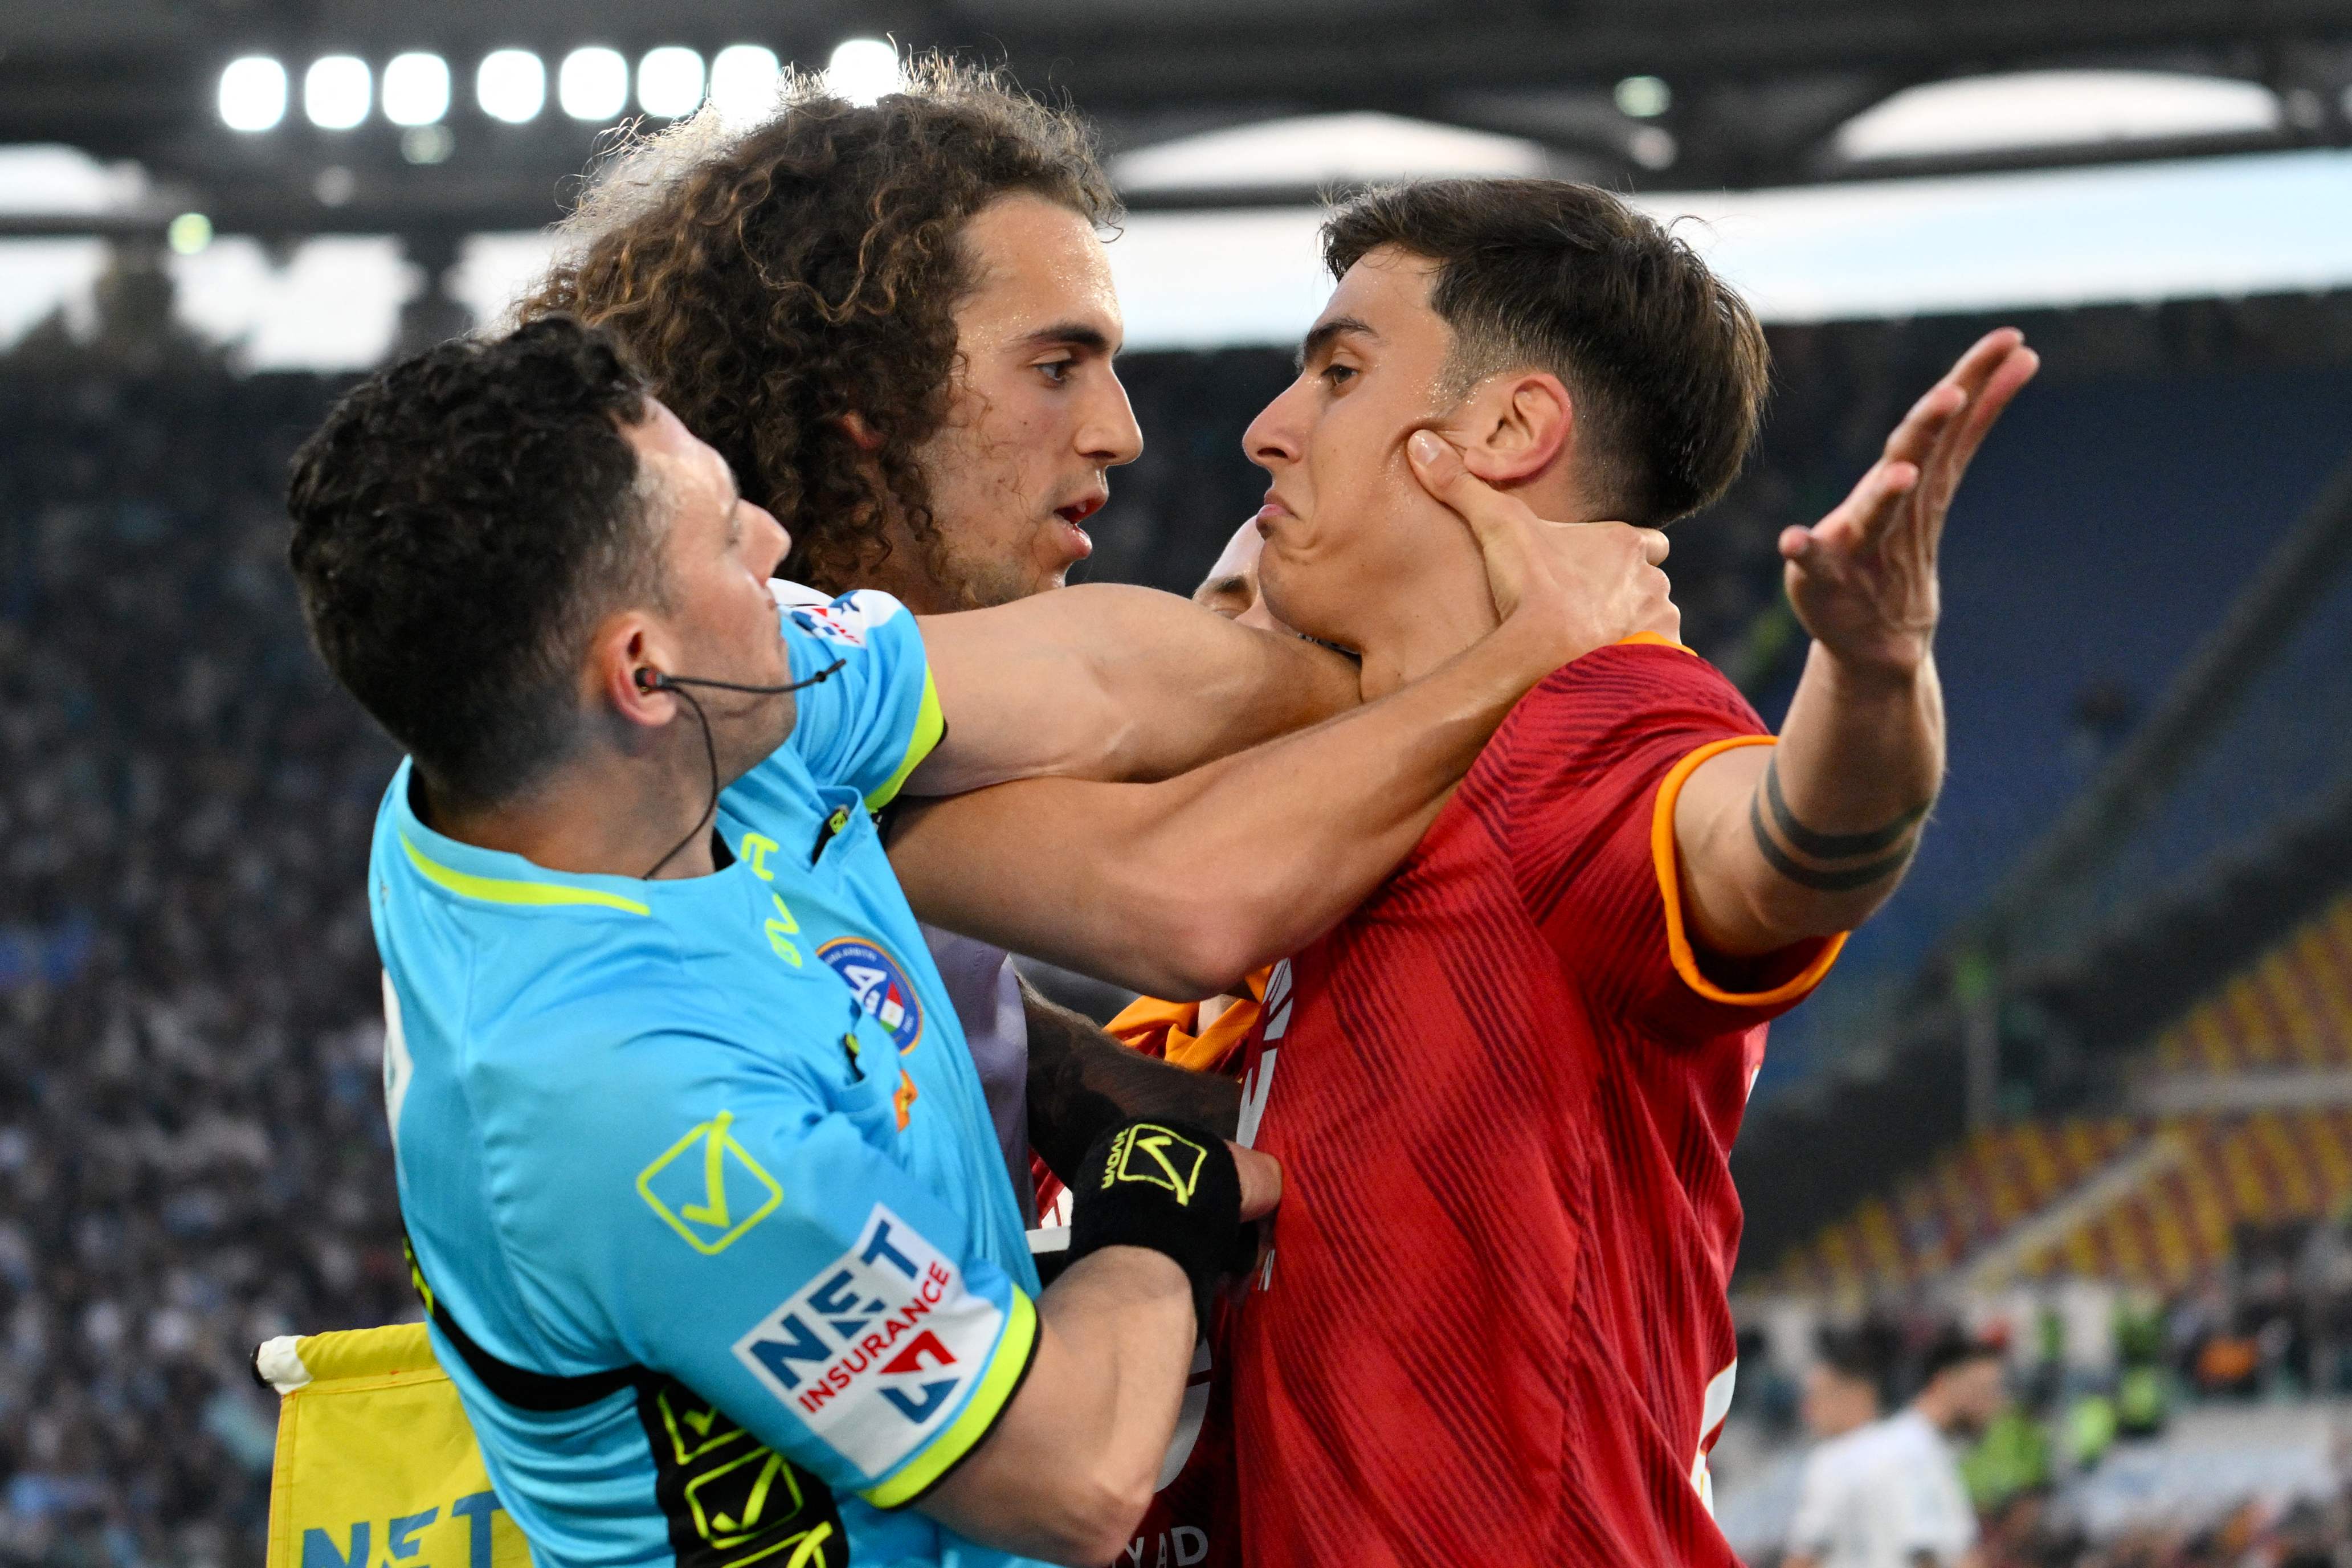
[637,660,846,880]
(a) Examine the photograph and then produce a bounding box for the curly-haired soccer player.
[288,316,1676,1568]
[515,59,1240,1222]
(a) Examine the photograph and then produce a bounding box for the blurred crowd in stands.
[1732,1210,2352,1567]
[0,309,409,1566]
[5,257,2352,1566]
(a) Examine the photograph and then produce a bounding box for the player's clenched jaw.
[1242,249,1495,684]
[1249,177,1770,696]
[895,193,1143,611]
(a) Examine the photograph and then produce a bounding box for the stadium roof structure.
[3,0,2351,241]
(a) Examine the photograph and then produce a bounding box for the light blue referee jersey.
[370,584,1047,1568]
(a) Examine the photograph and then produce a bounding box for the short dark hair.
[1816,1325,1889,1389]
[1921,1326,2004,1385]
[1321,178,1769,524]
[516,58,1116,597]
[286,316,658,807]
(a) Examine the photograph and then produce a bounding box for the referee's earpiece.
[630,653,845,880]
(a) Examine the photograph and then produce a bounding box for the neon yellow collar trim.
[399,832,651,917]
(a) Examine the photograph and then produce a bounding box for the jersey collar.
[387,758,707,918]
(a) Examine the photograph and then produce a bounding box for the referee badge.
[818,937,925,1054]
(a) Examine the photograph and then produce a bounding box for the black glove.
[1066,1117,1247,1326]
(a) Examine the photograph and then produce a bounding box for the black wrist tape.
[1067,1118,1245,1325]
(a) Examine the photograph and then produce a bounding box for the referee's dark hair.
[1321,178,1768,526]
[286,316,661,810]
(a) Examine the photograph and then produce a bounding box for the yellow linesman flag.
[259,1323,535,1568]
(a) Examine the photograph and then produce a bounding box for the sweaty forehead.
[956,193,1123,345]
[1318,247,1440,338]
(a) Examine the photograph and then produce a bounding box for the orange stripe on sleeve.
[1650,735,1848,1009]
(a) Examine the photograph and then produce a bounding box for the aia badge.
[819,938,924,1054]
[789,603,867,650]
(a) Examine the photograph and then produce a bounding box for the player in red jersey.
[1217,179,2037,1566]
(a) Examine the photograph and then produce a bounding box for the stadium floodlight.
[402,125,455,165]
[305,55,371,129]
[826,38,901,108]
[1836,71,2282,163]
[709,44,781,127]
[166,213,213,256]
[638,47,706,118]
[382,53,451,127]
[1614,75,1672,119]
[219,56,288,132]
[559,47,629,122]
[477,50,546,124]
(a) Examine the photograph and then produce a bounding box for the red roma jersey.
[1026,977,1269,1568]
[1227,639,1841,1568]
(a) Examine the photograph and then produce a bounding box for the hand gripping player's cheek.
[288,312,1359,1568]
[1069,181,2031,1568]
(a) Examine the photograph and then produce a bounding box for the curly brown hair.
[513,57,1118,595]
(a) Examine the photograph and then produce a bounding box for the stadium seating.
[2152,892,2352,1075]
[1751,343,2352,1101]
[1776,1109,2352,1297]
[1774,891,2352,1298]
[0,355,397,1566]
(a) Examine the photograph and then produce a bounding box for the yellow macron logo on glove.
[1102,1124,1208,1206]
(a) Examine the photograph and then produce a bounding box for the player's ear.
[1455,371,1573,488]
[597,615,675,730]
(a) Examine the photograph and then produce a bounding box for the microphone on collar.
[634,658,847,879]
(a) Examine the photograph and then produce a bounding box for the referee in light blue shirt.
[286,318,1291,1568]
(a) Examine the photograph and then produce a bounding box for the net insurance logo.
[818,938,924,1053]
[733,1206,1003,1475]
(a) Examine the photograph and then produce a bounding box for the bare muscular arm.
[908,585,1361,794]
[890,507,1676,998]
[1673,330,2038,956]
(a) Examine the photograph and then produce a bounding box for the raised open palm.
[1783,328,2040,677]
